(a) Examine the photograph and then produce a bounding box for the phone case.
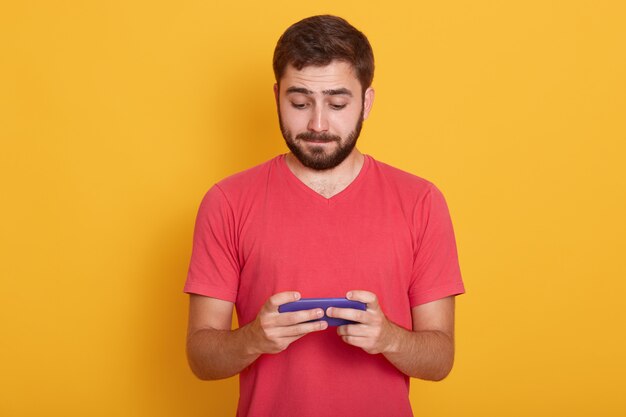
[278,298,367,326]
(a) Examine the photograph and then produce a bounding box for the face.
[275,61,374,171]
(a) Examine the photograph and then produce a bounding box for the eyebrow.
[285,87,353,97]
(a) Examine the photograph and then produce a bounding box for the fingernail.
[346,292,353,299]
[294,292,300,300]
[326,307,333,316]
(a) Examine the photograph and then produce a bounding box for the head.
[273,15,375,170]
[273,15,375,95]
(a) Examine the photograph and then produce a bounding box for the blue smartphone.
[278,298,367,326]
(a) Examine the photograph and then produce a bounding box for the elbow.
[187,353,212,381]
[425,332,455,381]
[426,364,453,382]
[414,344,455,381]
[187,355,227,381]
[430,350,455,381]
[186,339,225,381]
[187,357,210,381]
[190,366,218,381]
[415,362,453,382]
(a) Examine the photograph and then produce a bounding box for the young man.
[185,15,465,417]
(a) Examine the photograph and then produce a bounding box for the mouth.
[296,133,340,144]
[303,138,334,144]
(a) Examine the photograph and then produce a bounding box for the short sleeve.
[408,184,465,307]
[183,185,240,302]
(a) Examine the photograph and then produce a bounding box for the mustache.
[295,132,341,142]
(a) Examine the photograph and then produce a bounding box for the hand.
[326,290,397,354]
[247,291,328,355]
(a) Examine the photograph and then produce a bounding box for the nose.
[307,106,329,132]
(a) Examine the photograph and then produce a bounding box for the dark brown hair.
[273,15,375,91]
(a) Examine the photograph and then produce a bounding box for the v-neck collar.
[278,154,371,205]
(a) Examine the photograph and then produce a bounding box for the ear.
[362,87,375,120]
[273,83,279,105]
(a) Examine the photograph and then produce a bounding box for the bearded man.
[184,15,465,417]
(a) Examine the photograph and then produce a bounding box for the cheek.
[280,108,309,129]
[331,112,361,131]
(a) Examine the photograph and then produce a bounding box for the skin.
[186,61,457,381]
[187,291,328,380]
[275,61,374,197]
[328,291,455,381]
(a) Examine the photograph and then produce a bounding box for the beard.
[279,110,364,171]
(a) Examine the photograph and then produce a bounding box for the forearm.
[186,324,259,380]
[383,322,455,381]
[186,292,331,380]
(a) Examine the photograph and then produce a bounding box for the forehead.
[279,61,361,94]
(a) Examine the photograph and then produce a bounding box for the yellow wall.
[1,1,625,416]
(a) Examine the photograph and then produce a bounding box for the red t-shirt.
[185,155,465,417]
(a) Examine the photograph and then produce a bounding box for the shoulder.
[216,156,281,192]
[366,156,439,202]
[201,155,283,208]
[366,158,456,241]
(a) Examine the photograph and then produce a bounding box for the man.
[185,15,465,417]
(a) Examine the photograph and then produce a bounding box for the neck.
[285,149,365,198]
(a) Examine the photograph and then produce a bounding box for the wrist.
[239,319,264,357]
[382,320,403,354]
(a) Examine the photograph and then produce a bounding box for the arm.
[186,292,328,380]
[327,291,456,381]
[383,297,455,380]
[186,294,255,380]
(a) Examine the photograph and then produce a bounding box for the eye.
[329,103,347,110]
[291,102,308,109]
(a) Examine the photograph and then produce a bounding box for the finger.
[265,291,301,311]
[275,308,324,326]
[340,335,367,349]
[279,324,326,348]
[326,307,367,324]
[336,324,368,337]
[346,290,379,309]
[278,320,328,337]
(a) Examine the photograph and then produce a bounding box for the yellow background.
[1,1,625,416]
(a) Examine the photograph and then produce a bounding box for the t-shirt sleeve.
[408,184,465,307]
[183,185,240,303]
